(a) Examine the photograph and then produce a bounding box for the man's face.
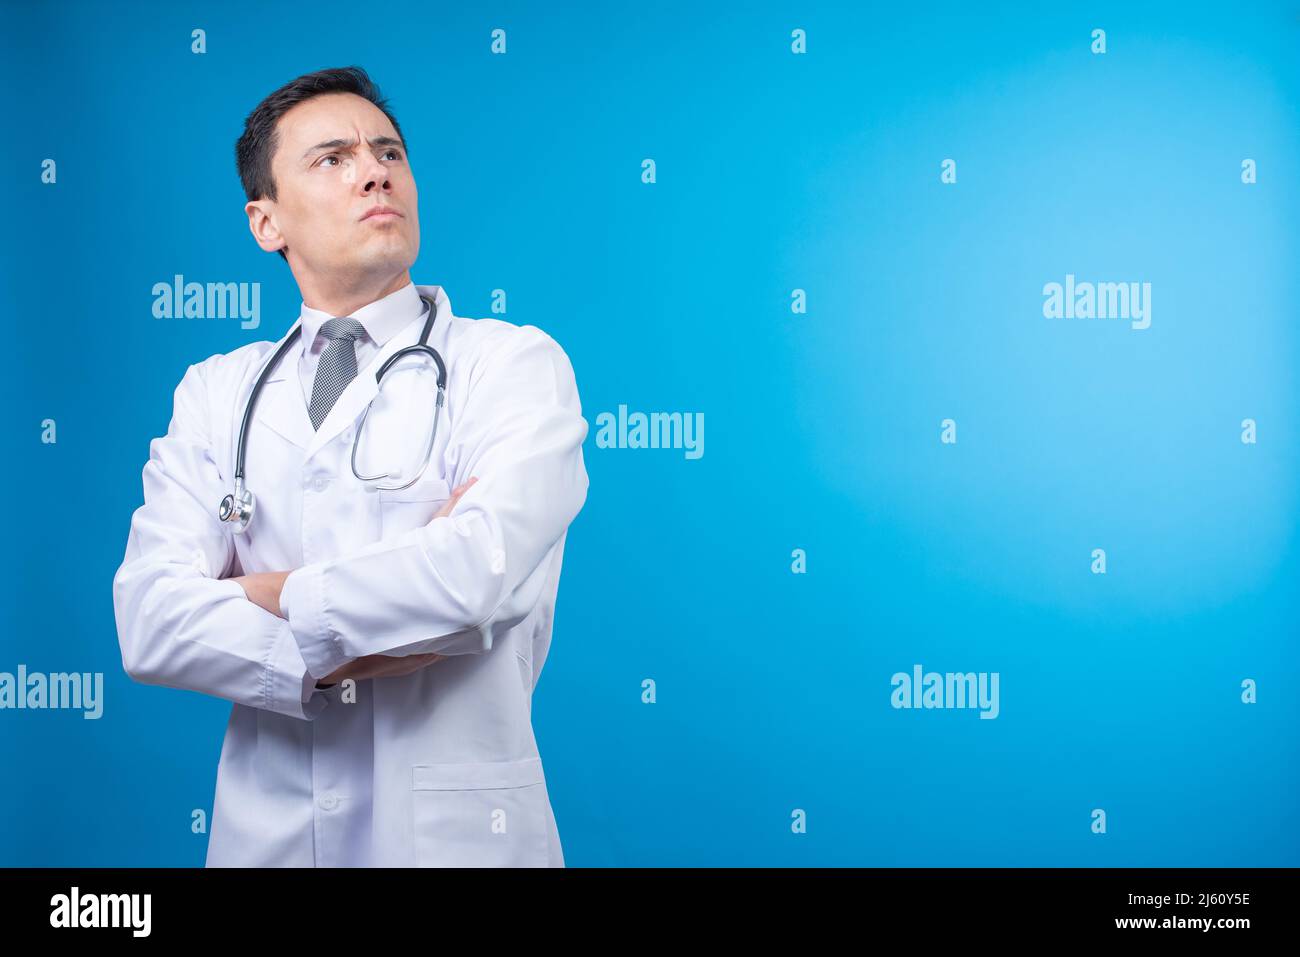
[247,91,419,279]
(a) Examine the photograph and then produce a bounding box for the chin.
[351,241,413,268]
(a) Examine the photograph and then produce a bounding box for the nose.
[358,151,391,194]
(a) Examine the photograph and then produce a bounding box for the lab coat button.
[313,477,329,492]
[318,794,338,811]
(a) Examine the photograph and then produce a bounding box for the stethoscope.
[218,293,447,534]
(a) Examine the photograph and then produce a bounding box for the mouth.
[361,207,403,222]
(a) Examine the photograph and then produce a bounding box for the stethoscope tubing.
[219,293,446,530]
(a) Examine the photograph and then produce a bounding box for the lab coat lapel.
[247,322,312,453]
[256,374,312,451]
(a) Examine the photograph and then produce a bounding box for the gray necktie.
[308,317,367,431]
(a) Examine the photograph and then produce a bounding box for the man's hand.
[318,651,448,685]
[231,570,291,617]
[437,476,478,516]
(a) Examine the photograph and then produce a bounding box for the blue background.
[2,0,1297,866]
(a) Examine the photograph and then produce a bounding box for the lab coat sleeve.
[112,361,329,721]
[279,325,589,673]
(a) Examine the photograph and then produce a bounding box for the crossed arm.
[112,326,590,720]
[233,477,476,686]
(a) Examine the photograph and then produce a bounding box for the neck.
[297,268,412,318]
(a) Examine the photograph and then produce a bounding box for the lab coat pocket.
[411,757,550,867]
[377,476,451,536]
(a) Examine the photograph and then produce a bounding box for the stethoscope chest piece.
[219,479,255,534]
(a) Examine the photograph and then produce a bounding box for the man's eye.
[319,151,399,166]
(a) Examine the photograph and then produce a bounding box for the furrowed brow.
[302,135,405,159]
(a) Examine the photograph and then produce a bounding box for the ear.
[245,199,287,255]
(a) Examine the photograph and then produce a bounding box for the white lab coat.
[112,284,589,867]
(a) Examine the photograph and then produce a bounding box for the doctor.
[112,66,590,867]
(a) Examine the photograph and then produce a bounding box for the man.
[112,66,589,867]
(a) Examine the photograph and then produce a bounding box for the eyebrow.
[302,135,406,160]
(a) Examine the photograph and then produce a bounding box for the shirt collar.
[297,280,424,355]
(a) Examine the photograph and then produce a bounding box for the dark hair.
[235,66,407,262]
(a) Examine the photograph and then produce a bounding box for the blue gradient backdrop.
[2,0,1297,865]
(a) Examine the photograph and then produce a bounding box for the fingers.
[341,652,448,682]
[435,476,477,519]
[406,653,445,665]
[370,657,442,679]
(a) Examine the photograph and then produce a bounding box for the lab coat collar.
[255,283,449,462]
